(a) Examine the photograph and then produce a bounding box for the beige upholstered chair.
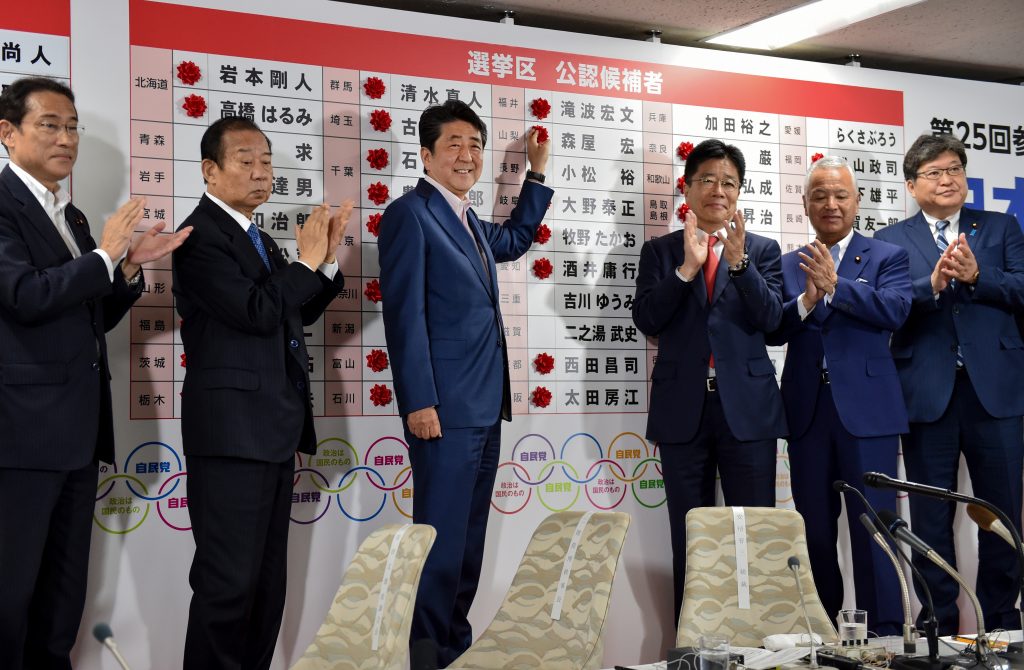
[677,507,838,648]
[448,511,630,670]
[290,523,436,670]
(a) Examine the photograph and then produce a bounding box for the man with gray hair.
[768,155,911,633]
[876,134,1024,634]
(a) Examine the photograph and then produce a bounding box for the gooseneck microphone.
[878,510,1006,670]
[967,503,1016,548]
[856,513,914,653]
[93,623,132,670]
[864,471,1024,639]
[834,480,944,664]
[788,556,820,669]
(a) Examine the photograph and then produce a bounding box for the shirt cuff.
[91,248,115,283]
[675,267,692,283]
[318,260,339,280]
[797,293,814,320]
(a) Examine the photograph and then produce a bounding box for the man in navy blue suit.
[0,76,189,669]
[173,117,350,669]
[378,100,551,666]
[767,156,911,634]
[876,134,1024,634]
[632,139,786,621]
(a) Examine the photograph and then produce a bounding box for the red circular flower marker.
[676,141,694,161]
[531,125,549,144]
[364,76,386,99]
[366,349,389,372]
[367,182,389,206]
[533,352,554,375]
[811,152,825,163]
[677,175,688,194]
[677,202,691,222]
[182,94,207,118]
[176,61,201,86]
[370,109,392,132]
[364,279,382,303]
[532,257,553,279]
[531,386,552,408]
[366,148,389,170]
[530,98,551,120]
[369,384,393,407]
[179,353,187,368]
[534,223,551,245]
[366,213,382,237]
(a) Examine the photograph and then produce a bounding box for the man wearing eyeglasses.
[876,133,1024,634]
[0,76,189,668]
[633,138,786,621]
[767,156,910,633]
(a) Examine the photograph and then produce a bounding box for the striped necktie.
[935,220,950,253]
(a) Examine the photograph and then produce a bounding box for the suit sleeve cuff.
[91,248,115,283]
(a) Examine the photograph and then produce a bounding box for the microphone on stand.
[788,556,820,669]
[856,513,915,653]
[92,623,132,670]
[864,472,1024,646]
[833,480,944,666]
[967,503,1016,548]
[878,510,1007,670]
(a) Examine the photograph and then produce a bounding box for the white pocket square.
[856,277,869,283]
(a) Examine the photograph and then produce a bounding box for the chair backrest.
[290,523,436,670]
[449,511,630,670]
[677,507,838,648]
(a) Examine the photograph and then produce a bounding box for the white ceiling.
[338,0,1024,84]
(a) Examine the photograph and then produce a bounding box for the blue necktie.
[247,223,272,271]
[936,220,950,253]
[935,221,965,367]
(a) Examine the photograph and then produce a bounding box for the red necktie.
[705,234,719,368]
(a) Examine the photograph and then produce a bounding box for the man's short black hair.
[200,116,272,166]
[0,77,75,150]
[903,134,968,181]
[682,139,746,186]
[419,100,488,153]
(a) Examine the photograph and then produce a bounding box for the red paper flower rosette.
[676,203,691,222]
[531,386,552,408]
[366,348,389,372]
[364,279,382,303]
[366,213,382,237]
[367,181,390,206]
[533,352,555,375]
[370,109,392,132]
[176,60,201,86]
[179,353,187,368]
[811,152,825,163]
[530,98,551,120]
[676,141,694,161]
[532,257,553,279]
[533,223,551,245]
[369,384,393,407]
[531,124,549,144]
[677,175,688,194]
[366,148,389,170]
[364,76,386,99]
[182,94,207,118]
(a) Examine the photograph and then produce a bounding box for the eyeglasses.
[915,165,964,180]
[692,175,740,193]
[33,121,84,137]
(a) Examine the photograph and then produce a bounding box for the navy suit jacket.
[633,229,787,443]
[766,232,911,439]
[875,208,1024,421]
[378,178,553,428]
[172,195,343,462]
[0,165,141,469]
